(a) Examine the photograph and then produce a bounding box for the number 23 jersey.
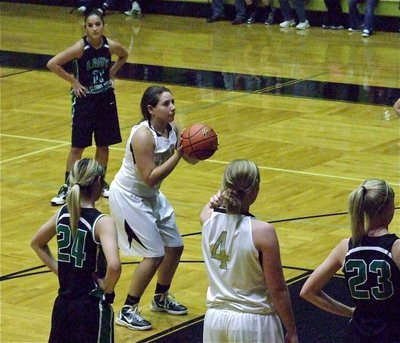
[343,234,400,319]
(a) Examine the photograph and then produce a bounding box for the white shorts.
[203,308,284,343]
[109,182,183,257]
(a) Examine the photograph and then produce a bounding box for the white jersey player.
[109,86,189,331]
[200,159,298,343]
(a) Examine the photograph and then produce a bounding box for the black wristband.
[105,291,115,304]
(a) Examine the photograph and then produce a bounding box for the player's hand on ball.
[176,137,184,156]
[178,135,198,164]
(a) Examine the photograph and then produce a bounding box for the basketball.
[181,124,218,160]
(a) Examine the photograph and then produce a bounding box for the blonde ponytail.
[66,158,105,237]
[220,159,260,214]
[348,179,394,244]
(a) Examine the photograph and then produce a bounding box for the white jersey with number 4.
[201,208,276,315]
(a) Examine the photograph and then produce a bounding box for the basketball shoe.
[116,304,152,330]
[150,291,188,315]
[51,184,69,206]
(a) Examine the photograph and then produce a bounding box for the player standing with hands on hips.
[47,9,128,206]
[200,159,298,343]
[31,158,121,343]
[301,179,400,342]
[109,85,195,330]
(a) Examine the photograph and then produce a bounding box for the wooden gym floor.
[1,3,399,342]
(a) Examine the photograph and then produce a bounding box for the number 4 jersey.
[56,205,107,299]
[201,208,276,315]
[343,234,400,336]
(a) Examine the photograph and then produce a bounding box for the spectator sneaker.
[348,24,363,32]
[280,20,295,28]
[331,25,344,30]
[150,292,188,315]
[125,1,141,16]
[296,20,310,30]
[246,12,256,24]
[51,184,69,206]
[101,181,110,198]
[264,8,276,25]
[362,29,371,37]
[116,305,152,331]
[77,6,86,13]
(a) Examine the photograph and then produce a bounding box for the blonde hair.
[220,159,260,214]
[348,179,394,244]
[66,158,105,237]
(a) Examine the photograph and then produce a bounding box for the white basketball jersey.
[112,120,177,198]
[202,209,276,314]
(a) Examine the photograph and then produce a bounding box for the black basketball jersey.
[56,205,106,299]
[75,36,112,94]
[343,234,400,319]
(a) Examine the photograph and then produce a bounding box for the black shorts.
[71,89,122,148]
[49,295,114,343]
[345,316,400,343]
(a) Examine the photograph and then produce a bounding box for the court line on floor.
[206,159,400,185]
[137,273,347,343]
[2,203,399,281]
[0,144,70,164]
[2,133,399,186]
[0,68,32,79]
[0,134,70,164]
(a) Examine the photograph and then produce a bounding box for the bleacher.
[162,0,398,17]
[9,0,400,30]
[149,0,399,31]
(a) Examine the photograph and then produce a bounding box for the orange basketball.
[181,124,218,160]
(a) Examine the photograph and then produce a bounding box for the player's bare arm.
[253,221,298,341]
[95,216,121,294]
[300,238,354,317]
[108,39,128,79]
[47,40,87,96]
[132,127,181,188]
[30,213,58,275]
[391,239,400,269]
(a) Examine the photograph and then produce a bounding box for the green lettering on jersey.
[345,259,394,300]
[56,224,87,268]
